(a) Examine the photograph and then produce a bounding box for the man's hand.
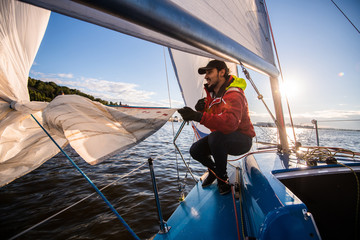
[195,98,206,111]
[178,107,202,122]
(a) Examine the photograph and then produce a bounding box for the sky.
[29,0,360,130]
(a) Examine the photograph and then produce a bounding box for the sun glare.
[280,80,299,98]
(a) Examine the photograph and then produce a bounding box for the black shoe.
[201,170,216,187]
[217,180,231,195]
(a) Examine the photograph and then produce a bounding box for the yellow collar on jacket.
[226,75,247,91]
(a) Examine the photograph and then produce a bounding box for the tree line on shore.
[28,77,121,106]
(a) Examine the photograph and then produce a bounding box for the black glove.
[195,98,206,111]
[178,107,203,122]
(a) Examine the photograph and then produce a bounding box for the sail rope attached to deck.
[298,145,360,237]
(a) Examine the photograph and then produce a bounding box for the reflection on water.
[0,123,359,239]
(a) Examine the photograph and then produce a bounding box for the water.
[1,123,359,240]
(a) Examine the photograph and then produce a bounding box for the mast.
[270,77,289,153]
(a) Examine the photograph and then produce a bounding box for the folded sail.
[43,95,175,165]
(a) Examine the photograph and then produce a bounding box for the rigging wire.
[163,47,184,200]
[27,114,141,240]
[239,63,277,126]
[9,160,148,240]
[330,0,360,34]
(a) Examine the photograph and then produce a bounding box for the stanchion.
[148,158,170,234]
[311,119,320,146]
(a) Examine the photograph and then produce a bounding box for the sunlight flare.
[280,80,300,99]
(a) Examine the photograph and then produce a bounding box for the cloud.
[57,73,73,78]
[30,71,165,106]
[31,71,73,79]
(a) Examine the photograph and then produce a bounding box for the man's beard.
[204,83,215,92]
[204,76,220,92]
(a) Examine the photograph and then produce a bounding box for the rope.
[173,121,198,182]
[237,181,246,240]
[300,146,360,161]
[30,114,140,240]
[239,62,277,125]
[231,185,241,240]
[208,168,229,184]
[227,148,278,162]
[298,145,360,237]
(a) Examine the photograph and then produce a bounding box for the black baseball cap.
[198,60,227,75]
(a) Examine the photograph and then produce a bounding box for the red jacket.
[200,75,256,138]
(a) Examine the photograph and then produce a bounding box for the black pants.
[190,131,252,179]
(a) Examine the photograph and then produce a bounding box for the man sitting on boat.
[178,60,255,195]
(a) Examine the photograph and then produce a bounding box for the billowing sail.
[0,0,175,187]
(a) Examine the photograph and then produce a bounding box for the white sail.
[169,0,274,65]
[0,0,50,103]
[0,0,59,186]
[0,0,175,186]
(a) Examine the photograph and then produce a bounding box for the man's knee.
[189,143,197,159]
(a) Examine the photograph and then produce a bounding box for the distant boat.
[1,1,359,240]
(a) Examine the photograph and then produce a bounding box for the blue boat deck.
[153,182,241,240]
[153,150,327,240]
